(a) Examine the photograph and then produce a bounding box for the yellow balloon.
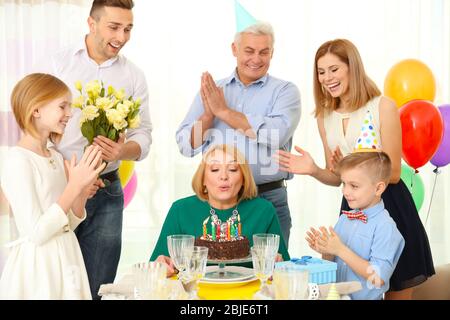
[118,161,135,187]
[384,59,436,108]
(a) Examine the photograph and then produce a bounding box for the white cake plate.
[205,255,252,280]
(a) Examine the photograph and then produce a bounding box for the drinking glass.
[183,246,209,299]
[273,268,309,300]
[132,261,167,300]
[167,234,195,281]
[252,233,280,256]
[251,246,277,292]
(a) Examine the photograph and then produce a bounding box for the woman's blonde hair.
[11,73,70,144]
[313,39,381,118]
[192,144,257,202]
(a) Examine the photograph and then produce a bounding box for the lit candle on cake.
[238,214,241,237]
[234,224,238,238]
[216,223,221,239]
[227,221,231,240]
[211,222,216,241]
[202,217,209,239]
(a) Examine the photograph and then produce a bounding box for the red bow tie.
[342,210,368,223]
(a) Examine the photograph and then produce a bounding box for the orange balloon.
[384,59,436,108]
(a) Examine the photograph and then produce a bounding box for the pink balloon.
[123,172,137,208]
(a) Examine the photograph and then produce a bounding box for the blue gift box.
[275,256,337,284]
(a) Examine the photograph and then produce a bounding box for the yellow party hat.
[354,110,382,152]
[326,283,340,300]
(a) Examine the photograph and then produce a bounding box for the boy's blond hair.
[337,151,392,184]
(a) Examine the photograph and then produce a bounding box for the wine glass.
[183,246,209,299]
[167,234,195,281]
[251,234,280,295]
[251,246,277,293]
[252,233,280,256]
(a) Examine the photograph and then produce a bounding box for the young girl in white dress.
[0,73,106,299]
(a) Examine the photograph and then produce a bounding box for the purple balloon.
[430,104,450,167]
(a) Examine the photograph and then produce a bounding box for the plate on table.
[201,265,255,283]
[207,254,252,265]
[199,276,258,288]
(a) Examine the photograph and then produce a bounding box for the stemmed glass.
[251,246,277,292]
[253,233,280,254]
[167,234,195,281]
[251,234,280,293]
[183,246,209,299]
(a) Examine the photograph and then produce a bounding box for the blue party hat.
[235,0,257,32]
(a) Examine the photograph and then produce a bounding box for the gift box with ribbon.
[275,256,337,284]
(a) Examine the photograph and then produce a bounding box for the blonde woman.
[276,39,434,299]
[150,144,289,276]
[0,73,105,299]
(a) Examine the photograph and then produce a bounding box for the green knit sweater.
[149,195,290,263]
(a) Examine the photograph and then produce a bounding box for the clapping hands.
[329,146,344,174]
[64,145,106,196]
[200,72,228,118]
[305,226,343,256]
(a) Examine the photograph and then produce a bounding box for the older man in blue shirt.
[176,22,301,247]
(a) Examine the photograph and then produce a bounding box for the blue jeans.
[258,186,291,249]
[75,179,124,300]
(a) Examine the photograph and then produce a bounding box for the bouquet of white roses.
[72,80,141,145]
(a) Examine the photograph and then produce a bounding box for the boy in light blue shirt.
[306,151,405,300]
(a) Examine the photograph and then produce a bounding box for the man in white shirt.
[34,0,152,299]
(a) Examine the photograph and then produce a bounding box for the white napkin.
[98,275,190,300]
[98,275,135,299]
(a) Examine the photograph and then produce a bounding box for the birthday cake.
[195,236,250,260]
[197,212,250,260]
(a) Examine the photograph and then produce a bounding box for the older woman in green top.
[150,144,289,276]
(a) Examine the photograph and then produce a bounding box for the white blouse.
[323,96,382,156]
[0,147,91,299]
